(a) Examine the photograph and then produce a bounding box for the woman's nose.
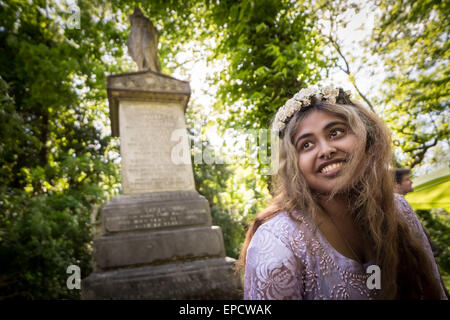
[318,141,337,159]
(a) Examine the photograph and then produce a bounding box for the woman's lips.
[319,161,344,176]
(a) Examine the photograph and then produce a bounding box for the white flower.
[278,108,288,121]
[301,87,313,97]
[321,86,339,104]
[285,99,301,116]
[309,86,320,96]
[285,108,295,118]
[315,92,324,100]
[327,96,336,104]
[294,92,311,106]
[294,87,312,101]
[300,96,311,105]
[293,92,303,102]
[273,120,285,132]
[274,85,350,136]
[322,86,334,97]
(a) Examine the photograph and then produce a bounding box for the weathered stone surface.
[119,99,195,194]
[94,226,225,270]
[82,257,242,300]
[102,191,211,234]
[107,70,191,137]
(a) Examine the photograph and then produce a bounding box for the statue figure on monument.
[127,8,161,72]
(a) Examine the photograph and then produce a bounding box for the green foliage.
[187,101,270,259]
[369,0,450,168]
[193,162,270,259]
[0,190,95,299]
[193,159,247,259]
[416,209,450,278]
[0,0,123,299]
[208,0,330,127]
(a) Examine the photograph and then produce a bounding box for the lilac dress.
[244,194,447,300]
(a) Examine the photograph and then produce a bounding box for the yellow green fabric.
[405,166,450,212]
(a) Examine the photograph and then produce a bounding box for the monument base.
[82,257,242,299]
[101,191,212,234]
[93,226,226,271]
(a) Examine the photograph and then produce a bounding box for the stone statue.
[127,8,161,72]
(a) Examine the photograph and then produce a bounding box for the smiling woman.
[237,85,447,300]
[294,111,358,195]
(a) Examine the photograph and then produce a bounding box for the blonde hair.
[237,99,442,299]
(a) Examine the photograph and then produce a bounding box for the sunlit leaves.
[369,0,449,168]
[0,0,123,299]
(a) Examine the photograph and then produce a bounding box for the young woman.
[239,86,447,299]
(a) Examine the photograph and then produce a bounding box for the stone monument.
[81,9,242,299]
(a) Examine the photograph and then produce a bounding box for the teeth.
[321,162,343,173]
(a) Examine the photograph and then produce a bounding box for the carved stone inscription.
[103,202,210,233]
[119,100,195,194]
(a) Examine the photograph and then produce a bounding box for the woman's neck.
[317,193,351,219]
[316,192,372,264]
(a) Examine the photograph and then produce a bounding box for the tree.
[369,0,449,169]
[208,0,329,124]
[0,0,125,299]
[315,0,377,113]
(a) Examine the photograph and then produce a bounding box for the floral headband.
[273,85,352,138]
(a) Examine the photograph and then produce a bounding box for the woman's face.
[293,110,358,194]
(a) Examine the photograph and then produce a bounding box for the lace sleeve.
[243,224,303,300]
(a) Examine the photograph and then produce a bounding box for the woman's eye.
[330,128,345,138]
[301,141,312,150]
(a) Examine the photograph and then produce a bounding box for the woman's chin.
[312,184,349,198]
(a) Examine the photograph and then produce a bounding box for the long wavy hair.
[237,95,442,299]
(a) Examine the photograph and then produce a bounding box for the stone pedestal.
[81,70,242,299]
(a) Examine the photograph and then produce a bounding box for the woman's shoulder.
[257,211,302,233]
[250,211,310,254]
[244,211,306,300]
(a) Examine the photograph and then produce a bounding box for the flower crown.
[273,85,352,137]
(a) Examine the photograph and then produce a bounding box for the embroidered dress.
[244,196,448,300]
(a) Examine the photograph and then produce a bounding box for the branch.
[327,36,376,113]
[407,138,438,169]
[352,84,377,113]
[329,36,351,75]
